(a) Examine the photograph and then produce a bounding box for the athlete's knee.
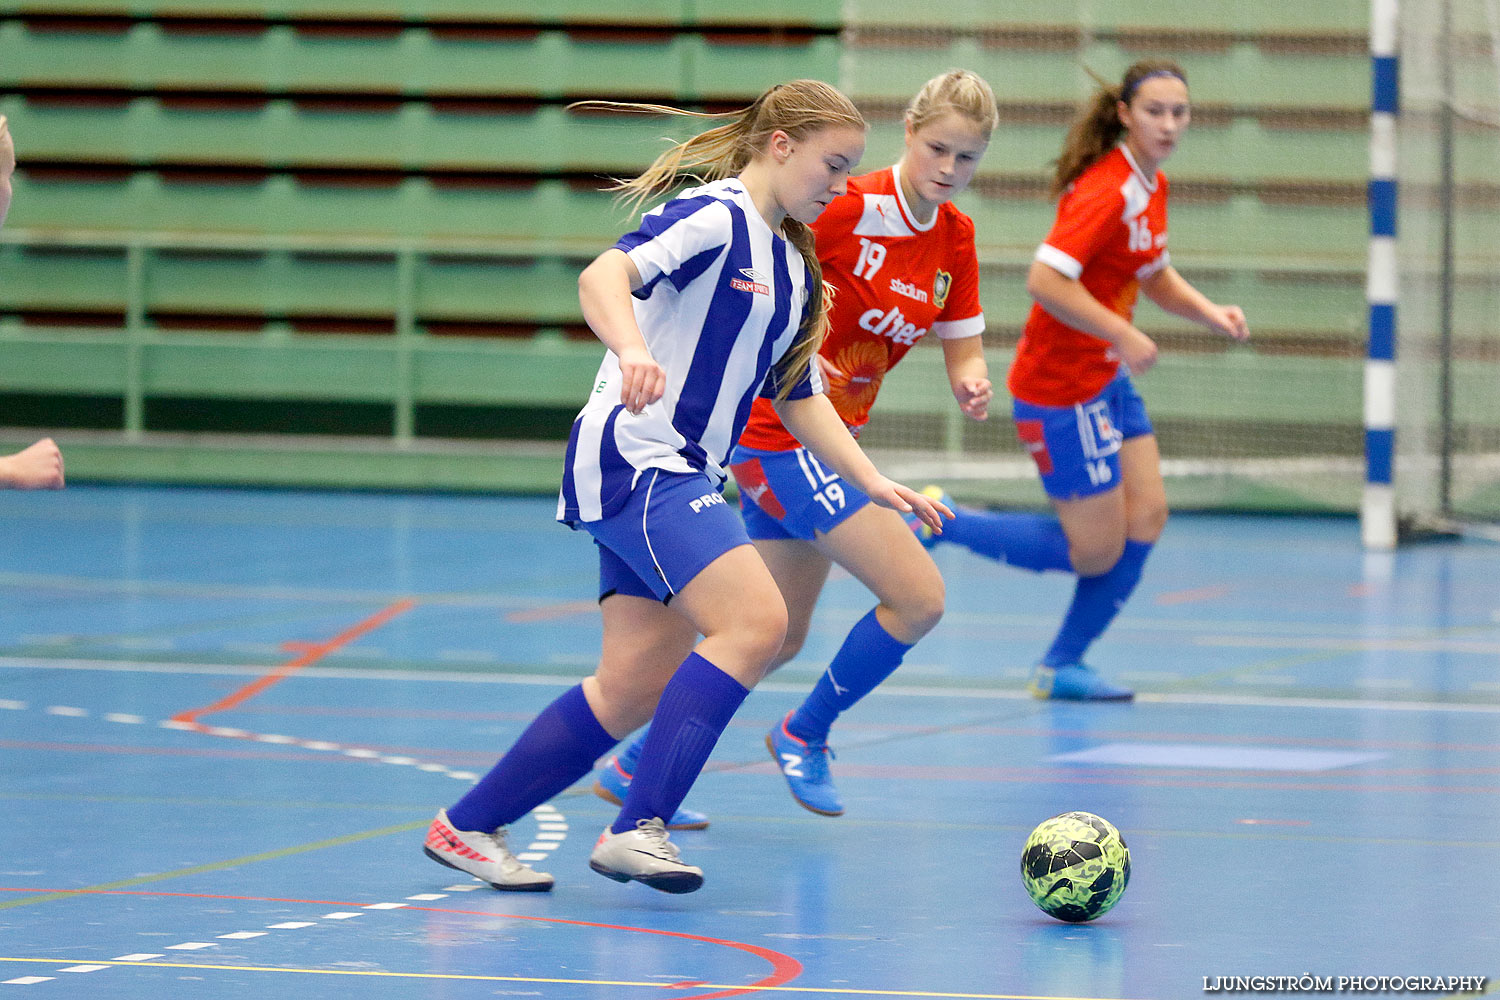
[716,594,788,668]
[905,578,946,638]
[1070,535,1127,578]
[773,621,810,668]
[883,570,945,642]
[1128,499,1169,543]
[586,668,663,736]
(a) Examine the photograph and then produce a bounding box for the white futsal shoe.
[589,817,704,894]
[423,808,554,892]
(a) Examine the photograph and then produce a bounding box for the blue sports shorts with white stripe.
[1011,369,1153,501]
[589,468,752,604]
[728,445,872,542]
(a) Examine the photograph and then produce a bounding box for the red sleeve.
[940,216,983,322]
[1041,177,1123,275]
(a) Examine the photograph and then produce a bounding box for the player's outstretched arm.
[772,392,951,533]
[1141,265,1250,342]
[0,438,65,490]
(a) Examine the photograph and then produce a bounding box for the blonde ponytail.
[771,217,833,401]
[571,80,865,402]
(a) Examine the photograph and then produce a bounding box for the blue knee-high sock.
[942,507,1073,573]
[1043,539,1153,667]
[613,652,748,834]
[448,684,616,832]
[786,607,912,745]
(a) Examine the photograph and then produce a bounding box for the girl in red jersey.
[932,61,1250,700]
[594,70,998,820]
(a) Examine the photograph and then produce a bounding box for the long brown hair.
[570,82,866,399]
[1050,60,1187,197]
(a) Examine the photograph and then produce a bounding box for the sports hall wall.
[0,0,1373,509]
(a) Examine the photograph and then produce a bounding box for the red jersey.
[1007,146,1170,407]
[737,164,985,451]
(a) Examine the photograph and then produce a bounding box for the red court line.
[172,599,416,724]
[504,599,598,623]
[0,887,802,1000]
[1154,584,1233,605]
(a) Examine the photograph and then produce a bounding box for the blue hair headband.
[1121,69,1186,104]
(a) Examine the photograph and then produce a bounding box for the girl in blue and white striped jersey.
[422,80,951,895]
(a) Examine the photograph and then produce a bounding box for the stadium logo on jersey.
[889,277,928,304]
[732,267,770,296]
[932,269,952,310]
[858,305,925,346]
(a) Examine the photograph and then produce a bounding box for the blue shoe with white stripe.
[765,713,844,816]
[1028,663,1134,702]
[592,754,710,831]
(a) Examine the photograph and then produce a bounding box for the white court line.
[4,655,1499,713]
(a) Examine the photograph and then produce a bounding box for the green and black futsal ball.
[1021,811,1131,922]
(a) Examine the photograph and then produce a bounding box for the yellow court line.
[0,958,1142,1000]
[0,820,425,911]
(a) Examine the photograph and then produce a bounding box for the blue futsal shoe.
[1028,663,1135,702]
[900,485,952,549]
[591,756,710,831]
[765,713,844,816]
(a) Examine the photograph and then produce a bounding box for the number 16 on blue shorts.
[1012,370,1153,501]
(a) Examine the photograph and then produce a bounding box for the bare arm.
[0,438,65,490]
[1026,259,1158,374]
[1,114,15,230]
[772,392,950,532]
[577,248,664,415]
[1140,265,1250,342]
[939,334,992,421]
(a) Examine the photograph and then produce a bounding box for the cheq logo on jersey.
[731,267,769,296]
[858,305,925,346]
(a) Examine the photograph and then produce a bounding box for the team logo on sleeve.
[732,268,770,296]
[932,269,952,310]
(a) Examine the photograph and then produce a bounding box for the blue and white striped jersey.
[559,178,824,525]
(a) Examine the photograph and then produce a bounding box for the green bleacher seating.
[0,0,1379,495]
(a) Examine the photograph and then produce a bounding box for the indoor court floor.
[1,484,1497,999]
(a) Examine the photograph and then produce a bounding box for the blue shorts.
[1012,370,1153,501]
[586,468,752,604]
[728,445,872,542]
